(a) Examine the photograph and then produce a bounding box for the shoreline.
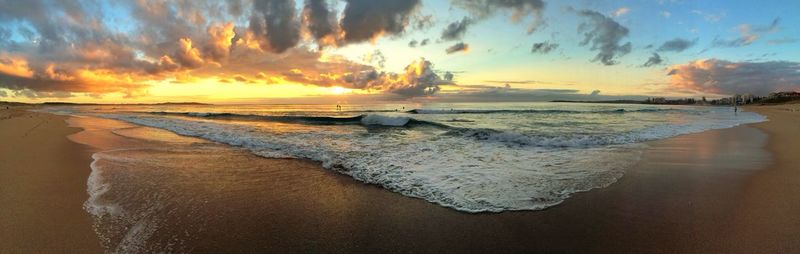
[1,104,798,252]
[0,108,102,253]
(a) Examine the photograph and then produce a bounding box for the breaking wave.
[146,111,452,128]
[406,108,696,115]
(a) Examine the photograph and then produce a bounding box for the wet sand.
[0,108,102,253]
[728,104,800,252]
[2,105,799,253]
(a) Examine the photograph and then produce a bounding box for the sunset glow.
[0,0,797,103]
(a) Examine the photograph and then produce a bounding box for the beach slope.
[0,108,101,253]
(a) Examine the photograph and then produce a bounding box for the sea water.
[45,102,766,213]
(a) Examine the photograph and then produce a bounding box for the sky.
[0,0,798,104]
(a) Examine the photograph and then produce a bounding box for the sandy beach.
[1,104,799,253]
[0,108,102,253]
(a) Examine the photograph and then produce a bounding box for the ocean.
[41,102,768,252]
[46,102,765,213]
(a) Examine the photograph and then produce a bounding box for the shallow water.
[47,102,765,213]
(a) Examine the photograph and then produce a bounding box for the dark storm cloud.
[446,42,470,54]
[657,38,697,52]
[667,59,800,95]
[451,0,546,34]
[250,0,301,53]
[441,17,472,41]
[339,0,422,44]
[642,53,663,67]
[531,41,558,54]
[303,0,338,44]
[574,8,632,65]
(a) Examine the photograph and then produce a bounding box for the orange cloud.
[667,59,800,95]
[0,55,34,78]
[0,0,445,100]
[205,23,236,63]
[175,38,205,68]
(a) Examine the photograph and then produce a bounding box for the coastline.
[1,104,798,252]
[0,108,102,253]
[727,105,800,252]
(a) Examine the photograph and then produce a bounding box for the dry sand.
[1,104,798,253]
[728,104,800,252]
[0,108,102,253]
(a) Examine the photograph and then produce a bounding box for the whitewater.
[44,102,766,213]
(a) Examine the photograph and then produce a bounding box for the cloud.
[691,10,726,22]
[712,18,781,48]
[712,26,758,48]
[441,17,472,41]
[420,38,430,46]
[249,0,302,53]
[446,42,470,54]
[573,9,632,65]
[302,0,338,47]
[436,86,647,102]
[450,0,546,34]
[661,11,671,18]
[657,38,697,52]
[174,38,205,68]
[343,58,452,97]
[484,80,550,85]
[362,50,386,69]
[754,17,781,33]
[768,37,798,45]
[666,59,800,95]
[413,14,434,30]
[0,0,438,98]
[642,53,663,67]
[712,36,755,48]
[531,41,558,54]
[612,7,630,17]
[339,0,422,44]
[204,23,236,63]
[0,27,9,46]
[408,40,419,47]
[233,75,250,83]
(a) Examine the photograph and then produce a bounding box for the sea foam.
[89,113,640,212]
[53,104,767,213]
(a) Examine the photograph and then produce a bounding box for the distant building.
[768,91,800,99]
